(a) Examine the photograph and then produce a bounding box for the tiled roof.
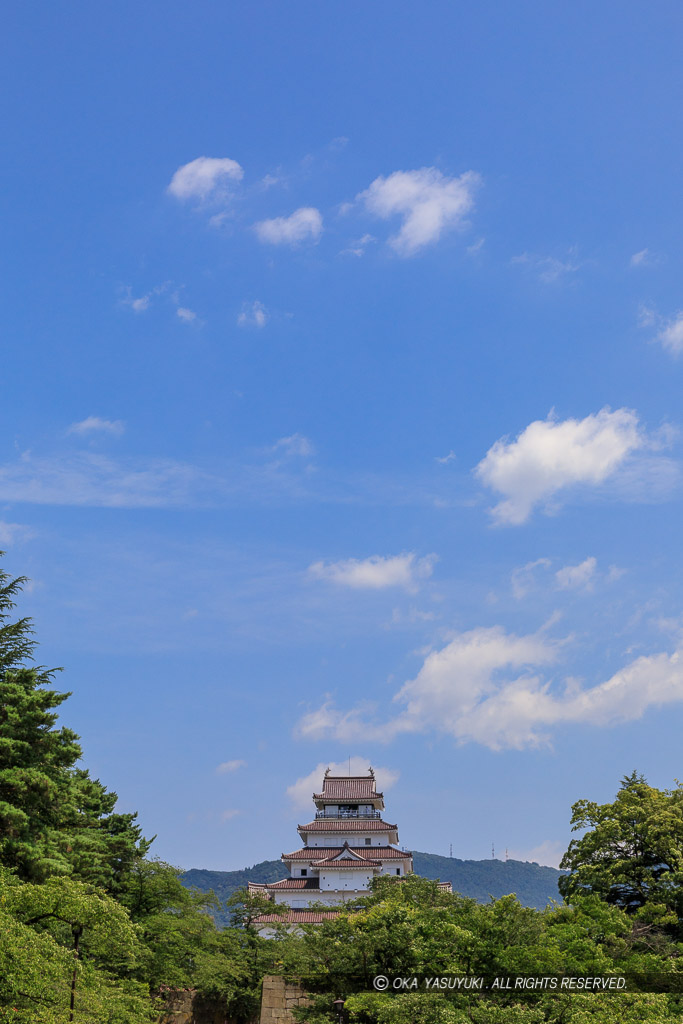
[313,854,380,868]
[298,819,397,833]
[255,910,339,925]
[265,878,321,890]
[283,846,412,861]
[313,776,383,801]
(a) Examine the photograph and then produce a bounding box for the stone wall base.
[157,987,249,1024]
[259,975,311,1024]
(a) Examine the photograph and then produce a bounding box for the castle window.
[396,868,401,875]
[301,869,307,876]
[365,838,371,845]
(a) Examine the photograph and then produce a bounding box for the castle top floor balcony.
[314,808,382,820]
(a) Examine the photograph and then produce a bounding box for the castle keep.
[249,768,415,933]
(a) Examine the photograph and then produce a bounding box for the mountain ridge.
[183,850,565,928]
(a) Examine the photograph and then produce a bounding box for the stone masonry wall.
[259,975,311,1024]
[157,987,249,1024]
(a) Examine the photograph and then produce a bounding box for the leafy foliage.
[560,772,683,938]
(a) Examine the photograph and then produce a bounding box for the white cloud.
[286,758,399,812]
[0,452,206,509]
[476,407,649,525]
[435,450,456,465]
[216,759,246,774]
[167,156,244,201]
[128,294,150,312]
[0,521,34,546]
[237,300,269,328]
[511,249,580,283]
[121,290,151,313]
[555,556,597,591]
[507,839,566,869]
[358,167,479,256]
[272,434,314,457]
[220,808,240,822]
[638,304,658,328]
[67,417,125,437]
[511,558,552,600]
[630,248,653,267]
[261,172,284,190]
[388,606,436,626]
[657,313,683,356]
[176,307,198,323]
[295,625,683,751]
[121,282,169,314]
[309,552,436,591]
[340,233,376,257]
[254,207,323,245]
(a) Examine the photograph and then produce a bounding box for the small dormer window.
[365,838,371,845]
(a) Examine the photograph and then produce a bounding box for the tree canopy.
[559,771,683,938]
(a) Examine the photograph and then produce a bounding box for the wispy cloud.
[511,558,552,600]
[0,452,206,509]
[216,759,246,774]
[507,839,566,869]
[295,624,683,751]
[120,283,169,314]
[358,167,479,256]
[512,556,608,598]
[254,207,323,245]
[435,450,456,465]
[511,248,580,283]
[339,233,376,257]
[657,313,683,356]
[0,521,34,546]
[555,556,597,591]
[630,248,658,268]
[475,407,669,525]
[271,434,315,457]
[237,300,269,328]
[67,417,125,437]
[167,156,244,202]
[309,552,436,591]
[176,306,199,323]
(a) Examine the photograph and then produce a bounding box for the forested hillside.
[184,853,563,928]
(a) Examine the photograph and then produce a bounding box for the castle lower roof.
[298,819,397,833]
[312,854,380,868]
[283,846,412,861]
[255,910,339,925]
[261,877,321,890]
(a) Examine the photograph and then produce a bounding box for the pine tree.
[0,553,150,887]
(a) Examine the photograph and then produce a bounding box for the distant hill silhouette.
[183,851,565,928]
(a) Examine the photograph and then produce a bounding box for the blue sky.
[3,1,683,871]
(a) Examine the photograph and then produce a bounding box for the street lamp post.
[332,997,345,1023]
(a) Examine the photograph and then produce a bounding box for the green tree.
[0,555,150,886]
[0,868,155,1024]
[559,773,683,938]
